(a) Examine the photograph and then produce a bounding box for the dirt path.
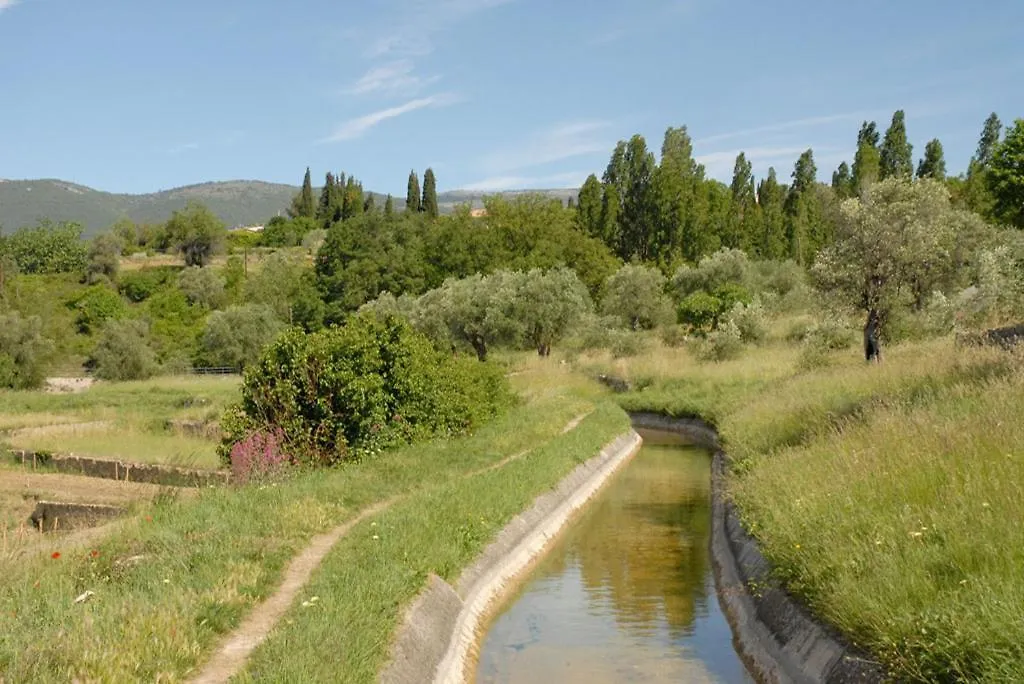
[187,412,591,684]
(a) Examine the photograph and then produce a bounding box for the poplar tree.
[576,174,604,238]
[618,135,657,261]
[784,149,819,265]
[422,168,439,218]
[988,118,1024,228]
[880,110,914,180]
[406,171,421,213]
[831,162,853,198]
[756,167,787,259]
[728,152,757,250]
[916,139,947,180]
[852,121,881,194]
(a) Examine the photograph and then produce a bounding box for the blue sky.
[2,0,1022,195]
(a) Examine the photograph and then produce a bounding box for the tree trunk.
[470,335,487,362]
[864,309,882,363]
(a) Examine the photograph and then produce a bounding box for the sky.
[1,0,1023,195]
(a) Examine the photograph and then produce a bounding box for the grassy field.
[0,359,626,682]
[0,375,239,469]
[596,334,1024,681]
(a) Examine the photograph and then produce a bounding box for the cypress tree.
[975,113,1003,169]
[916,139,947,180]
[880,110,914,180]
[364,194,376,213]
[317,172,336,224]
[406,171,421,213]
[422,168,438,218]
[384,194,395,218]
[343,177,363,220]
[289,167,316,219]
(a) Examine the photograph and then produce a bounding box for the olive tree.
[0,311,53,389]
[813,178,987,361]
[165,201,226,267]
[512,266,592,356]
[197,304,283,371]
[600,264,674,330]
[86,232,123,284]
[91,319,160,381]
[415,272,520,361]
[177,266,227,309]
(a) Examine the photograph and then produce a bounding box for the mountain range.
[0,179,578,237]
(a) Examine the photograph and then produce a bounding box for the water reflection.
[475,432,751,683]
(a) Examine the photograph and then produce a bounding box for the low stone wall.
[380,431,642,684]
[631,412,886,684]
[30,500,125,532]
[9,450,229,488]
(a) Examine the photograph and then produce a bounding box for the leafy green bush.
[4,220,88,274]
[659,324,689,348]
[699,319,744,361]
[600,264,674,330]
[608,330,651,358]
[177,266,227,309]
[723,298,769,344]
[85,233,123,284]
[144,288,206,361]
[0,311,53,389]
[118,267,177,302]
[71,285,128,334]
[91,319,160,381]
[677,291,720,331]
[197,305,283,371]
[672,248,753,298]
[219,312,513,467]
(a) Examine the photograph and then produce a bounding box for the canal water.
[474,429,752,683]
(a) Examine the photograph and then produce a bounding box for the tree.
[198,305,284,372]
[0,311,52,389]
[784,149,819,264]
[618,135,658,261]
[422,168,439,218]
[852,121,882,194]
[406,170,421,213]
[576,174,604,238]
[916,138,947,180]
[598,183,621,249]
[976,113,1003,169]
[812,179,986,361]
[384,194,395,217]
[414,272,519,361]
[512,267,592,356]
[72,285,127,334]
[988,118,1024,228]
[4,220,88,274]
[880,110,913,180]
[654,126,707,264]
[165,201,226,267]
[959,113,1004,217]
[831,162,853,199]
[756,168,787,259]
[342,176,364,220]
[316,172,343,226]
[177,266,227,309]
[727,152,758,250]
[91,319,159,381]
[600,264,674,330]
[289,167,316,219]
[86,232,123,284]
[244,252,324,330]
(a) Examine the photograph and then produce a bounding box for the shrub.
[0,311,53,389]
[5,220,88,274]
[600,264,674,330]
[672,248,753,298]
[723,298,769,344]
[699,319,744,361]
[677,292,721,331]
[177,266,227,309]
[85,233,123,284]
[91,319,160,381]
[659,324,689,348]
[72,285,128,334]
[144,287,206,361]
[219,312,513,467]
[608,330,651,359]
[197,305,283,372]
[118,267,177,302]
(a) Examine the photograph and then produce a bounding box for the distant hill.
[0,179,579,237]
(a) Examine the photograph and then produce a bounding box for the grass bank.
[592,336,1024,680]
[0,362,626,682]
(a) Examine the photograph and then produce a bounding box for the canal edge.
[379,430,643,684]
[628,411,886,684]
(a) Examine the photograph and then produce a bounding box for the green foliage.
[406,170,421,213]
[698,319,743,361]
[288,167,316,219]
[576,174,604,238]
[220,312,513,466]
[608,329,652,358]
[756,167,787,259]
[3,220,88,274]
[599,264,673,330]
[118,267,177,302]
[723,298,769,344]
[143,287,206,362]
[0,311,52,389]
[197,304,283,372]
[165,201,226,267]
[513,266,593,355]
[177,266,227,309]
[225,229,261,252]
[916,138,947,180]
[71,285,128,334]
[85,232,123,284]
[677,291,721,331]
[422,168,439,219]
[784,149,822,265]
[90,319,160,381]
[852,121,882,194]
[988,118,1024,228]
[244,252,324,330]
[880,110,914,180]
[672,247,753,298]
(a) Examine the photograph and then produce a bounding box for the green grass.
[0,369,616,682]
[0,375,239,468]
[609,336,1024,681]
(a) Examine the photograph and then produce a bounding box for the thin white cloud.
[346,59,440,96]
[695,112,878,147]
[322,94,460,142]
[0,0,20,12]
[461,170,589,192]
[481,120,613,173]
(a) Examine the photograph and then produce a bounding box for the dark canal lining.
[474,429,752,683]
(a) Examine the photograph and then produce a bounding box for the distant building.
[470,208,488,218]
[229,224,264,232]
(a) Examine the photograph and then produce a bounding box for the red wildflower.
[90,550,100,558]
[51,552,60,560]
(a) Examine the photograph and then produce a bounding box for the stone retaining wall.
[9,450,229,488]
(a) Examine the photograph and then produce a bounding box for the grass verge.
[602,336,1024,680]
